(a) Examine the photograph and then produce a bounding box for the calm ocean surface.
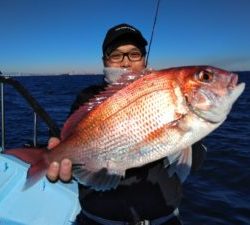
[1,72,249,224]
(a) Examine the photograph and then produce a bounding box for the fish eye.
[196,70,213,83]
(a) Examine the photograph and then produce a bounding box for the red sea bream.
[5,66,245,191]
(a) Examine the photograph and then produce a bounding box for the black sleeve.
[191,140,207,172]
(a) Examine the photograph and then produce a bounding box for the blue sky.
[0,0,250,74]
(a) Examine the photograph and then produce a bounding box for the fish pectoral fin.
[72,164,123,191]
[166,146,192,183]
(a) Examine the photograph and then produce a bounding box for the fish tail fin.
[4,148,49,190]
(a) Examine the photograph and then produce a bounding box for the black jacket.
[70,82,206,221]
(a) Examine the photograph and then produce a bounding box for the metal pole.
[1,82,5,152]
[33,112,37,147]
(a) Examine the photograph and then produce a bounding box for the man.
[47,23,206,225]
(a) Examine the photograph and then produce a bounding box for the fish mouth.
[228,82,245,105]
[228,73,238,89]
[226,73,245,106]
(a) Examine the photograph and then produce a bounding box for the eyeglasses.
[106,50,143,63]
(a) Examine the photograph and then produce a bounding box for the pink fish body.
[5,66,245,191]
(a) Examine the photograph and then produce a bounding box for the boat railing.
[0,72,60,152]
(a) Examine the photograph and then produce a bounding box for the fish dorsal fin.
[60,68,152,140]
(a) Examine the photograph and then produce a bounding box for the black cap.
[102,23,148,56]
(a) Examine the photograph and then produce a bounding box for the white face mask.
[103,67,153,84]
[103,67,132,84]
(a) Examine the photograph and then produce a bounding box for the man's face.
[103,44,146,73]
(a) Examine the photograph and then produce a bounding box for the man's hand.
[47,137,72,182]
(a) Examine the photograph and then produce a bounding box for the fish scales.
[62,75,187,167]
